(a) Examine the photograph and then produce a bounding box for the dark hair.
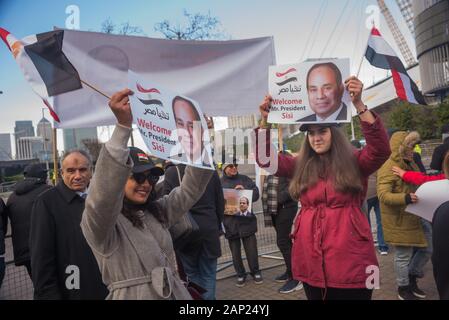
[289,126,363,199]
[121,190,166,229]
[172,96,201,121]
[306,62,342,90]
[239,196,249,205]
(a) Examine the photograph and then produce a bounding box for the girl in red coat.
[256,76,391,300]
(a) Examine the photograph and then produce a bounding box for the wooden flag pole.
[80,79,111,100]
[80,79,135,146]
[52,128,58,185]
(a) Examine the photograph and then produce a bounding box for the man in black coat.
[30,150,108,300]
[162,163,224,300]
[220,163,262,287]
[430,124,449,172]
[0,198,6,288]
[432,200,449,300]
[6,164,52,277]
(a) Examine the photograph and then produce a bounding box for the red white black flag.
[0,27,83,122]
[365,27,426,105]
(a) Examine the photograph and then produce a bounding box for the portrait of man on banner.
[170,96,212,168]
[296,61,349,123]
[223,189,253,216]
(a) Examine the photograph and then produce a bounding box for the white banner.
[128,71,214,170]
[268,59,351,124]
[53,29,275,128]
[406,179,449,222]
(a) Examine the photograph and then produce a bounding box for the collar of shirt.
[76,191,88,199]
[316,103,344,122]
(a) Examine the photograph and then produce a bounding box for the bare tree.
[119,22,143,36]
[101,18,116,34]
[154,10,228,40]
[101,18,143,36]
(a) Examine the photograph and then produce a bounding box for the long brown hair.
[289,126,363,199]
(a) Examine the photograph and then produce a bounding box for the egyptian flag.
[365,27,426,105]
[0,28,83,122]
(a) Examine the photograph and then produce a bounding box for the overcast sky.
[0,0,416,154]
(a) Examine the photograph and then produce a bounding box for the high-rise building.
[63,127,98,151]
[14,120,35,157]
[0,133,12,161]
[37,117,53,160]
[16,136,44,160]
[413,0,449,97]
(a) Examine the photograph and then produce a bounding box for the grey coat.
[81,125,213,300]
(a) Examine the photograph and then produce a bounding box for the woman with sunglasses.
[81,89,213,300]
[255,76,391,300]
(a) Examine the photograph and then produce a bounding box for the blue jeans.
[178,250,218,300]
[409,219,433,278]
[367,197,389,252]
[393,218,433,286]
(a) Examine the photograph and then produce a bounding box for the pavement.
[216,250,439,300]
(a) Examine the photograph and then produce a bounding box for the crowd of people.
[0,80,448,301]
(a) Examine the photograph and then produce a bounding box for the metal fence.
[0,235,34,300]
[0,210,280,300]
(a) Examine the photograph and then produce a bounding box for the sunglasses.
[227,164,238,169]
[131,172,160,185]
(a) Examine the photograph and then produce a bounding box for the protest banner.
[223,189,254,216]
[268,59,351,124]
[128,70,214,170]
[406,179,449,222]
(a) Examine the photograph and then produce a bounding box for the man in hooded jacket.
[6,164,52,278]
[377,131,431,300]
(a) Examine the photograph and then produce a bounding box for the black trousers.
[303,283,373,300]
[0,257,5,288]
[272,205,297,277]
[228,234,260,277]
[23,260,32,279]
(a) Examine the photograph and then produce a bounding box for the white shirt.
[240,210,250,216]
[316,103,345,122]
[76,188,88,199]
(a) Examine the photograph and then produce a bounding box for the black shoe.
[236,276,246,287]
[279,279,303,294]
[274,272,289,283]
[398,286,418,300]
[253,273,263,284]
[409,275,426,299]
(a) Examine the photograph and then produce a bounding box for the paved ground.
[216,250,439,300]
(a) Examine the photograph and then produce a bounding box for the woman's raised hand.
[108,89,134,128]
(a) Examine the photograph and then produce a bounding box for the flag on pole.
[0,27,83,122]
[2,28,275,128]
[365,27,426,105]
